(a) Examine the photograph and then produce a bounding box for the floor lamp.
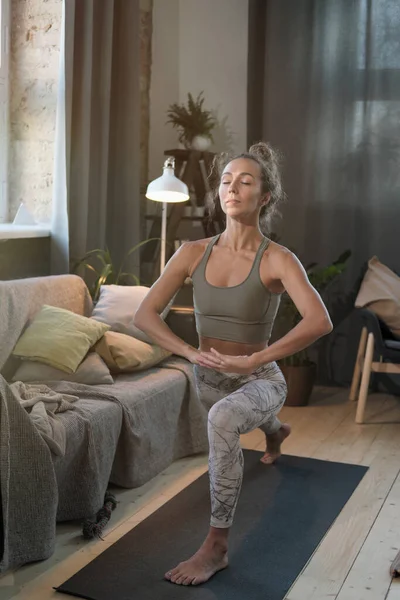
[146,157,190,274]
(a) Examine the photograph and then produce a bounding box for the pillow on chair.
[355,256,400,339]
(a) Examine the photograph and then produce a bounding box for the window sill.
[0,224,51,240]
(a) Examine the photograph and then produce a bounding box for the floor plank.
[286,423,400,600]
[387,581,400,599]
[335,471,400,600]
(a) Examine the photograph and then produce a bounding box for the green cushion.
[13,305,110,373]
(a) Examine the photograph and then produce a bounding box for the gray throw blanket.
[10,381,79,456]
[0,376,123,573]
[0,375,58,572]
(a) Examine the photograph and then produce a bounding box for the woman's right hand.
[184,347,221,369]
[184,347,202,365]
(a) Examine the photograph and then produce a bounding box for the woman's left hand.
[197,348,257,374]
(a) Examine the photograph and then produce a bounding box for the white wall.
[149,0,248,180]
[148,0,180,181]
[179,0,248,155]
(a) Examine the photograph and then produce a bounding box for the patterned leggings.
[194,362,287,529]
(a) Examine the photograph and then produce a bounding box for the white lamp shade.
[146,164,189,203]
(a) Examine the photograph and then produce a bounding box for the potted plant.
[166,92,216,150]
[72,239,158,302]
[278,250,351,406]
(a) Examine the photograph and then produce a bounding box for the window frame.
[0,0,10,223]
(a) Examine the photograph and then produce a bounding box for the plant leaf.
[118,272,141,286]
[124,237,161,258]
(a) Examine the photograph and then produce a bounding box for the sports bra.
[191,235,281,344]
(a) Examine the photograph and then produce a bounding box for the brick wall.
[9,0,61,222]
[8,0,152,223]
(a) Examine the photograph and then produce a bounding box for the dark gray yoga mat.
[55,450,368,600]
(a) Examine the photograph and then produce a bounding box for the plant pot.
[280,363,317,406]
[191,135,212,151]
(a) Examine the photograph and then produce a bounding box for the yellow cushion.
[12,305,110,373]
[95,331,171,373]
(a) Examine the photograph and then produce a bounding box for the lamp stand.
[160,201,167,273]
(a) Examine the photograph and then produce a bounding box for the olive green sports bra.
[191,235,281,344]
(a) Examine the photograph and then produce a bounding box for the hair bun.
[249,141,276,163]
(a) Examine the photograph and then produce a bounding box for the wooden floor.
[1,386,400,600]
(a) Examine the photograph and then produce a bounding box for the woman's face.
[219,158,268,219]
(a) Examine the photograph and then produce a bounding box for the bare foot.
[164,539,228,586]
[260,423,291,464]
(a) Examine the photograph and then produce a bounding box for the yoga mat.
[56,450,368,600]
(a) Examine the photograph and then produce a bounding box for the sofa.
[0,274,208,572]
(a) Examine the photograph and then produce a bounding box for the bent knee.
[208,399,241,430]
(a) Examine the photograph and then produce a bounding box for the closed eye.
[221,181,251,185]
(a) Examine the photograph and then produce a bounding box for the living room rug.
[55,450,368,600]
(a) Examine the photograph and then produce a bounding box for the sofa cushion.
[95,331,171,373]
[12,352,113,385]
[12,305,110,373]
[0,274,92,375]
[355,256,400,339]
[91,285,170,343]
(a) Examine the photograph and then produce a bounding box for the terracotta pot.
[280,363,317,406]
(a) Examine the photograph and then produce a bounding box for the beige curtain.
[51,0,142,276]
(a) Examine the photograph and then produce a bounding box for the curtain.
[248,0,400,383]
[51,0,142,276]
[248,0,400,283]
[50,0,69,274]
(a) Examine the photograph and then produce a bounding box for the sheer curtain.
[249,0,400,282]
[51,0,142,276]
[248,0,400,382]
[50,0,69,274]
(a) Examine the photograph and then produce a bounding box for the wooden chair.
[349,309,400,423]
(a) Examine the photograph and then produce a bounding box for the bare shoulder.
[260,240,305,293]
[179,237,213,253]
[263,240,297,274]
[266,240,292,260]
[174,237,213,276]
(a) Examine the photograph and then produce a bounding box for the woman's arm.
[250,249,333,369]
[133,241,216,367]
[133,243,196,360]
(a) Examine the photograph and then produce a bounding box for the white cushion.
[91,285,171,343]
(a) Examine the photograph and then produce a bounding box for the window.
[0,0,10,223]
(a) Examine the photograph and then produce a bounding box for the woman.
[134,142,333,586]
